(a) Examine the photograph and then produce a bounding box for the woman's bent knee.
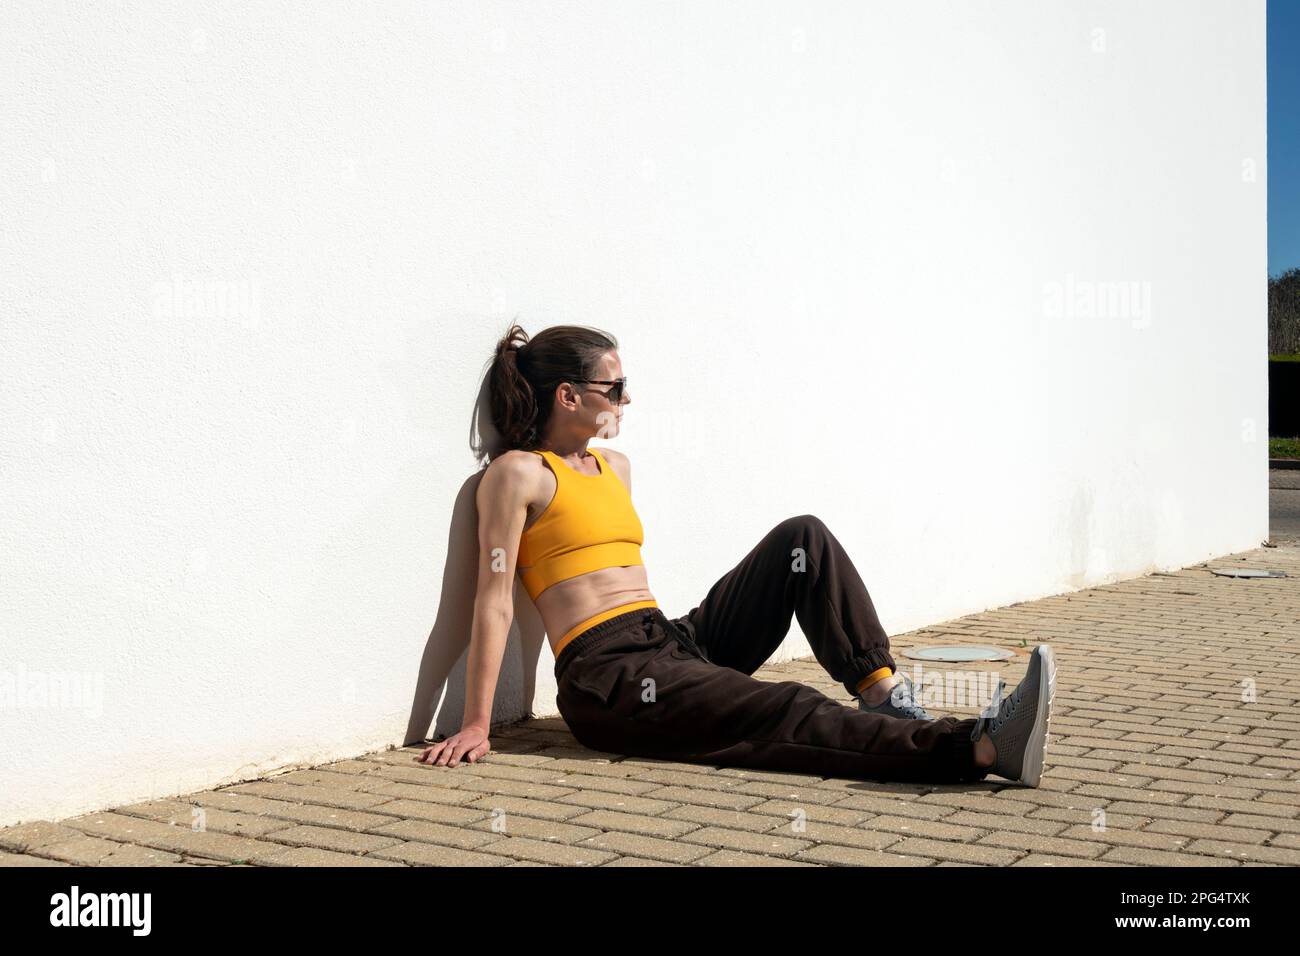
[774,513,828,546]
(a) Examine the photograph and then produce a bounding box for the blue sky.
[1270,0,1299,276]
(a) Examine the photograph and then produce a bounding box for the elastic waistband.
[554,601,665,675]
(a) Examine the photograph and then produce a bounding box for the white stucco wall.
[1,0,1267,827]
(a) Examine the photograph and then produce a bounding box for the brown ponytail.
[487,321,618,454]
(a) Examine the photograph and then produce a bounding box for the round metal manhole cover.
[902,646,1016,663]
[1207,568,1288,578]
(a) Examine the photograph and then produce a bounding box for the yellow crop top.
[516,447,646,600]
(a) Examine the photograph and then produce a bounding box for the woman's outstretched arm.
[418,454,531,767]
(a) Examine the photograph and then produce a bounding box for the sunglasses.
[572,376,628,403]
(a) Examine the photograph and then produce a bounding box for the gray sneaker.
[858,672,937,721]
[970,644,1056,787]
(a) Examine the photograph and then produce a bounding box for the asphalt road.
[1271,467,1300,543]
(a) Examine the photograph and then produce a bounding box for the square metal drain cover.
[902,646,1015,662]
[1207,568,1288,578]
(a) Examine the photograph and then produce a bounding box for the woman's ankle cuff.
[854,666,894,695]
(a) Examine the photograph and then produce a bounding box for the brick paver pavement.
[4,541,1297,867]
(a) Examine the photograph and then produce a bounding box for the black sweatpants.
[553,514,990,784]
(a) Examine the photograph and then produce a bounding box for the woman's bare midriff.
[524,565,656,656]
[514,447,655,655]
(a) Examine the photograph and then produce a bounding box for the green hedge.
[1271,438,1300,458]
